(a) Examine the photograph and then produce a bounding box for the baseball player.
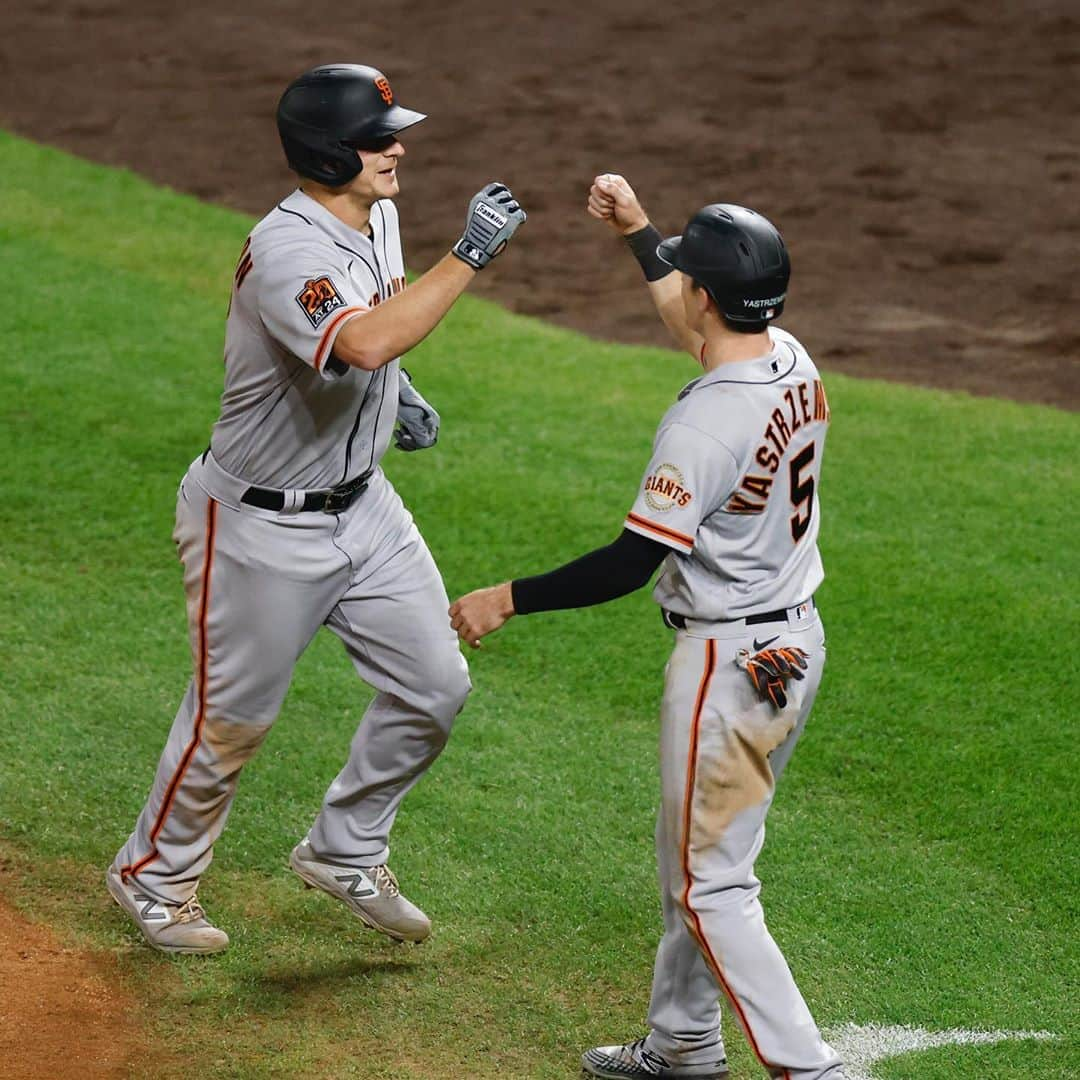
[450,176,844,1079]
[105,63,526,955]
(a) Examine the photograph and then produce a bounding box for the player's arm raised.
[588,174,703,361]
[334,183,525,370]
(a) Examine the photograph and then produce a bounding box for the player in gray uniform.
[106,63,525,954]
[450,176,844,1079]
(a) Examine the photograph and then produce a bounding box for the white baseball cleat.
[288,840,432,943]
[581,1037,728,1079]
[106,865,229,955]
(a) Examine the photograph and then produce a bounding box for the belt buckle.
[322,488,350,513]
[322,476,368,514]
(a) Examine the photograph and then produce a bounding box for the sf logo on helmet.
[374,77,393,105]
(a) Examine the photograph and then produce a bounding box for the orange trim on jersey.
[234,254,254,290]
[625,512,694,550]
[678,638,788,1079]
[122,498,218,883]
[313,305,366,372]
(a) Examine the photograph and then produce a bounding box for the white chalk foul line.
[824,1023,1058,1080]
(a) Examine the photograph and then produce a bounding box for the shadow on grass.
[255,955,419,996]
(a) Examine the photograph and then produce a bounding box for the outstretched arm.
[449,529,669,649]
[587,174,703,361]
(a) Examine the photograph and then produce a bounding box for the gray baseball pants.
[645,612,843,1080]
[114,452,470,904]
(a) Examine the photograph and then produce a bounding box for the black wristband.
[624,223,672,282]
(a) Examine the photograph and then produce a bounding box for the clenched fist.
[587,173,649,235]
[449,582,515,649]
[452,182,527,270]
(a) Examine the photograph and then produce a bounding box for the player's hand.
[449,583,516,649]
[394,368,440,451]
[736,646,810,709]
[588,174,649,235]
[452,183,527,270]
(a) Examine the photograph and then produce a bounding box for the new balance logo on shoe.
[334,872,377,899]
[288,842,432,942]
[106,866,229,955]
[134,893,168,921]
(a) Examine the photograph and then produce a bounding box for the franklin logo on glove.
[475,202,508,229]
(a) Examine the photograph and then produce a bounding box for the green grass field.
[2,131,1077,1079]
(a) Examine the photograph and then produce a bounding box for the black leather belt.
[662,597,814,631]
[240,471,372,514]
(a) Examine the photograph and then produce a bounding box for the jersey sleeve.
[624,422,739,554]
[256,246,369,378]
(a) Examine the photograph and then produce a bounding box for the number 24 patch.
[296,276,345,328]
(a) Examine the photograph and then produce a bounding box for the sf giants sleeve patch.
[296,276,346,328]
[643,463,694,513]
[625,423,740,553]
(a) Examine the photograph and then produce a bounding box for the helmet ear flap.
[321,141,365,184]
[279,134,363,186]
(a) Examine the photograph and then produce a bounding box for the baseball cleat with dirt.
[106,865,229,955]
[289,839,431,943]
[581,1037,728,1079]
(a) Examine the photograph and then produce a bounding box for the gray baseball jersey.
[210,189,408,489]
[113,187,470,914]
[625,327,841,1078]
[624,327,830,622]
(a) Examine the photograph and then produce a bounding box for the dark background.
[3,0,1078,406]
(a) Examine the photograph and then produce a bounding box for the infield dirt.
[0,884,149,1078]
[2,0,1078,408]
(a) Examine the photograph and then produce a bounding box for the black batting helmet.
[276,64,426,186]
[658,204,790,332]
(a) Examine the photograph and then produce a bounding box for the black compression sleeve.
[511,528,671,615]
[624,223,673,282]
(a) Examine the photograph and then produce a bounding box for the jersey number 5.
[789,442,815,543]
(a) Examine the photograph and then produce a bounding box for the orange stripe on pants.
[678,637,789,1080]
[122,497,218,882]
